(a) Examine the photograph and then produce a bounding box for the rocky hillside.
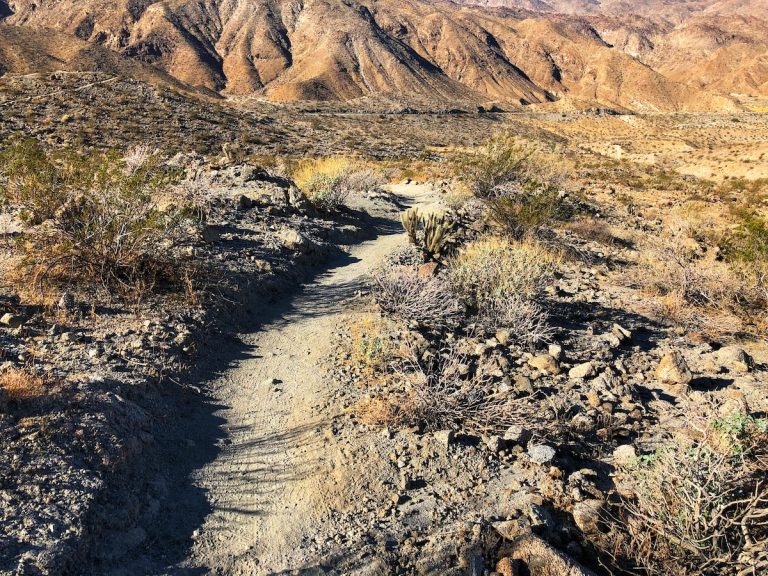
[1,0,766,111]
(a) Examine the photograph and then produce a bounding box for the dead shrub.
[602,406,768,576]
[476,294,555,347]
[632,224,764,334]
[370,264,463,330]
[361,345,527,435]
[566,216,625,246]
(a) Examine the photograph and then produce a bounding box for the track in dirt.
[84,184,437,576]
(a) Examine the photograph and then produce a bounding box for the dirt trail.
[182,184,437,574]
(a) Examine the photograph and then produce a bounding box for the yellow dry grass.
[0,368,47,402]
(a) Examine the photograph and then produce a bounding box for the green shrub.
[452,132,568,238]
[0,140,201,302]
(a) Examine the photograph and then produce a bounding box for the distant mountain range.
[1,0,767,111]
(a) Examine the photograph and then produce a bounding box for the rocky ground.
[0,159,397,575]
[1,71,766,575]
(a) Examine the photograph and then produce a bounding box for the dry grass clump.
[450,236,559,308]
[449,237,559,346]
[0,368,47,404]
[370,264,463,330]
[452,132,569,238]
[359,345,527,435]
[0,139,203,303]
[603,409,768,576]
[292,156,384,210]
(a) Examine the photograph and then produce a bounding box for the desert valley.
[0,1,767,575]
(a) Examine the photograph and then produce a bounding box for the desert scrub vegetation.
[632,219,767,335]
[603,407,768,576]
[371,263,463,330]
[357,344,527,435]
[0,138,203,302]
[292,156,385,210]
[345,315,398,377]
[0,367,50,406]
[452,132,570,238]
[449,237,559,345]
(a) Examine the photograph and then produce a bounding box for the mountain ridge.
[1,0,765,111]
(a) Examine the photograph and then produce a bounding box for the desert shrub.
[359,345,527,435]
[1,141,202,301]
[453,133,568,238]
[382,243,424,268]
[449,237,558,346]
[452,133,564,200]
[0,137,88,224]
[401,208,455,261]
[292,156,384,210]
[449,237,559,311]
[604,412,768,576]
[566,216,626,246]
[346,315,398,376]
[370,264,463,330]
[633,223,767,335]
[476,294,554,346]
[721,209,768,265]
[487,187,568,239]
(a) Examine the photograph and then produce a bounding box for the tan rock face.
[2,0,767,109]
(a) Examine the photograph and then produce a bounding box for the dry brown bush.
[476,294,555,346]
[370,264,463,330]
[449,236,559,308]
[631,224,765,335]
[359,345,528,435]
[602,406,768,576]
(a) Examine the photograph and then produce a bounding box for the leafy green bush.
[452,133,568,238]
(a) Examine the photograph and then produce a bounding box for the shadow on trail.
[72,202,407,575]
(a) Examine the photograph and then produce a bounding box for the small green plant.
[722,209,768,264]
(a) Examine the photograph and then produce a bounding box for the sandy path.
[182,184,436,574]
